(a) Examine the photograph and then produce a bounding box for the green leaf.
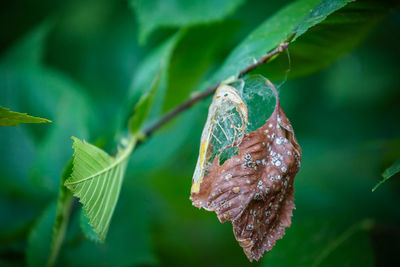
[64,136,136,241]
[163,21,240,112]
[0,66,91,194]
[0,106,51,126]
[129,68,162,134]
[372,159,400,192]
[208,0,392,85]
[293,0,354,40]
[210,0,321,83]
[130,0,245,43]
[125,33,181,126]
[260,0,391,80]
[382,159,400,181]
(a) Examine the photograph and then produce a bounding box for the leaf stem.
[141,42,289,139]
[46,193,73,267]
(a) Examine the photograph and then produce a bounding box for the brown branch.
[238,42,289,78]
[142,42,289,139]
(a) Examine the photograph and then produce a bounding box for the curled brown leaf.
[190,80,301,261]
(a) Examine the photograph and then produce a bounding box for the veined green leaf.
[0,106,51,126]
[64,136,136,241]
[372,159,400,192]
[130,0,245,43]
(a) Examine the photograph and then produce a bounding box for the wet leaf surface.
[191,78,301,261]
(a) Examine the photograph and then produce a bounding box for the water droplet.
[224,173,232,181]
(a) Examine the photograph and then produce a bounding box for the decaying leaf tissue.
[190,76,301,261]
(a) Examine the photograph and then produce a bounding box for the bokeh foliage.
[0,0,399,266]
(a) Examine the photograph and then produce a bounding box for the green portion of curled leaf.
[0,106,51,126]
[64,137,135,241]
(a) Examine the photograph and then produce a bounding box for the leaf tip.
[39,118,52,123]
[71,136,84,149]
[371,182,380,192]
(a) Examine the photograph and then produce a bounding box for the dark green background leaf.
[125,33,182,131]
[130,0,245,42]
[210,0,322,84]
[129,56,162,134]
[260,0,391,80]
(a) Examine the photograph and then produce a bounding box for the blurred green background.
[0,0,399,266]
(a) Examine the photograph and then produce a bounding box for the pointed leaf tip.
[372,159,400,192]
[0,106,52,126]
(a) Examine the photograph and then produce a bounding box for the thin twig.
[142,42,289,139]
[143,82,220,137]
[238,42,289,78]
